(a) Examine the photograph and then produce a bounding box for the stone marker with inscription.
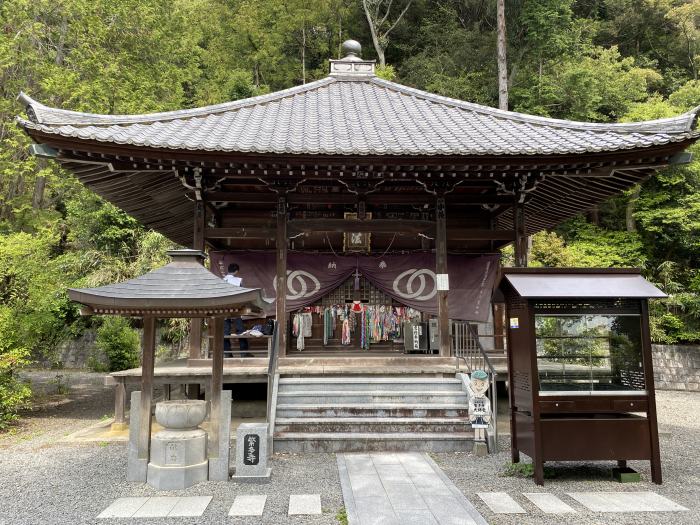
[232,422,271,483]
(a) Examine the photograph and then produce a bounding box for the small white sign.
[510,317,519,329]
[436,273,450,291]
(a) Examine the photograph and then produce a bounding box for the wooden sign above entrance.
[343,212,371,253]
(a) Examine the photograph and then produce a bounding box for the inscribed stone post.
[232,422,271,482]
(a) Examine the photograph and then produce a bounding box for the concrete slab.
[168,496,212,517]
[289,494,322,515]
[375,464,409,484]
[370,453,401,465]
[567,492,689,512]
[338,452,487,525]
[132,496,179,518]
[383,483,428,510]
[355,496,399,525]
[477,492,526,514]
[425,495,481,525]
[97,497,149,518]
[523,493,576,514]
[229,495,267,516]
[396,510,439,525]
[350,474,385,498]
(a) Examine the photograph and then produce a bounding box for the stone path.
[98,493,324,519]
[476,491,688,515]
[337,452,488,525]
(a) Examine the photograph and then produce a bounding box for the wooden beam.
[436,197,450,357]
[205,191,516,206]
[205,227,275,239]
[289,218,434,234]
[137,316,156,463]
[205,225,515,242]
[448,229,516,241]
[209,316,224,459]
[276,197,288,358]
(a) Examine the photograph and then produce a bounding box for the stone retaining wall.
[652,344,700,391]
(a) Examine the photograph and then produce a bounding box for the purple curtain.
[210,251,498,321]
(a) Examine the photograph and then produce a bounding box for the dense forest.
[1,0,700,425]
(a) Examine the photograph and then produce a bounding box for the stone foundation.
[652,344,700,391]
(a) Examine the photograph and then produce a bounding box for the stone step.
[278,376,463,392]
[276,390,467,405]
[273,431,475,453]
[275,417,471,433]
[275,403,470,419]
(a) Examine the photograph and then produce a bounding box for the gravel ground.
[1,372,697,525]
[0,371,343,525]
[435,390,700,525]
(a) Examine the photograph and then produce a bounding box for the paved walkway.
[337,452,487,525]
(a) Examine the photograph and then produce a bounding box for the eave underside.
[32,132,694,251]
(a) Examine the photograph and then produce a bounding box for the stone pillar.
[208,389,232,481]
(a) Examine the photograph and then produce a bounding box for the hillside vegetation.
[1,0,699,426]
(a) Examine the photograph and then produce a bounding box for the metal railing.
[452,320,499,452]
[266,320,280,455]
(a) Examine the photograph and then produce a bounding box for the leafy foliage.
[1,0,700,423]
[95,317,140,372]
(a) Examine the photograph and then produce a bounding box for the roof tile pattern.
[18,77,700,157]
[68,251,267,311]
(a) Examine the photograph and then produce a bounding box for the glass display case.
[498,268,665,485]
[535,314,645,394]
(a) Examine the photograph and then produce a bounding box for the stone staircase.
[272,376,474,453]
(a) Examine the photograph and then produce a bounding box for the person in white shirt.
[223,263,249,356]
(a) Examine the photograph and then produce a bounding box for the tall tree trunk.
[626,186,641,232]
[301,24,306,84]
[497,0,508,110]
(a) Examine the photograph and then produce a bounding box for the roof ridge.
[369,77,700,135]
[18,77,336,127]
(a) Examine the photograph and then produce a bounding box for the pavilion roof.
[16,75,700,158]
[68,250,268,317]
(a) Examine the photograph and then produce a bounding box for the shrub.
[96,317,140,372]
[0,308,31,429]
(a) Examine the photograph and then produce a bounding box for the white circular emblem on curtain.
[273,270,321,300]
[392,269,437,300]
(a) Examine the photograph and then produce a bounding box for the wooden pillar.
[276,196,288,358]
[514,203,528,267]
[436,196,450,357]
[137,316,156,462]
[209,316,224,458]
[641,299,662,484]
[189,200,205,391]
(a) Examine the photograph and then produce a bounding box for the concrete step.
[275,403,470,419]
[278,376,463,392]
[276,390,467,405]
[275,417,471,433]
[273,431,475,453]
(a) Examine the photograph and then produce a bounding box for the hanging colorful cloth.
[341,318,351,345]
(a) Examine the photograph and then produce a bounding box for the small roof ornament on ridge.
[330,39,375,77]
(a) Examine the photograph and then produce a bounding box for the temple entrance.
[290,274,427,355]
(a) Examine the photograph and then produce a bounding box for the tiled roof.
[17,75,700,157]
[68,250,267,312]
